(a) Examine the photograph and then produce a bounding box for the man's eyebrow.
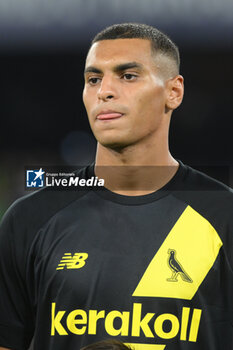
[113,62,143,72]
[84,66,102,74]
[84,62,143,75]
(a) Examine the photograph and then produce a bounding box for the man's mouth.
[96,111,124,120]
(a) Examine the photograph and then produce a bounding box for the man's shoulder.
[173,162,233,221]
[1,166,91,232]
[182,163,233,197]
[12,187,82,214]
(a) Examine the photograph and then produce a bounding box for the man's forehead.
[85,38,153,67]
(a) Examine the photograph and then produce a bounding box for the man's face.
[83,38,170,149]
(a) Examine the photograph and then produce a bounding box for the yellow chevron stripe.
[133,205,223,300]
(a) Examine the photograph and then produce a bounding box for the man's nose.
[97,76,117,101]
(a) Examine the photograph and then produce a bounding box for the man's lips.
[96,111,124,120]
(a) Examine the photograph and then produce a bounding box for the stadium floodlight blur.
[0,0,233,50]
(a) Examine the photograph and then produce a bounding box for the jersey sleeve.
[0,204,34,350]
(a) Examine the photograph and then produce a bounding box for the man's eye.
[123,73,137,81]
[88,77,101,85]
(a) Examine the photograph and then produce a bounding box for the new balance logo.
[56,253,88,270]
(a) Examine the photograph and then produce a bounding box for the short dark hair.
[81,339,132,350]
[91,23,180,74]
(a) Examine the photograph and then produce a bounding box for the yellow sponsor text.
[51,302,202,344]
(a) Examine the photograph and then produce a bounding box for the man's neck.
[94,141,179,196]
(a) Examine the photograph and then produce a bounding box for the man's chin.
[97,138,131,151]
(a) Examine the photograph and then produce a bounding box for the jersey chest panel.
[29,193,229,350]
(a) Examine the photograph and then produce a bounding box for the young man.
[0,23,232,350]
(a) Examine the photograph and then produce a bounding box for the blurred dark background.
[1,0,233,218]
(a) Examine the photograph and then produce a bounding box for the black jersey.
[0,162,232,350]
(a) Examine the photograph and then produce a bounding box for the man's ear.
[165,75,184,111]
